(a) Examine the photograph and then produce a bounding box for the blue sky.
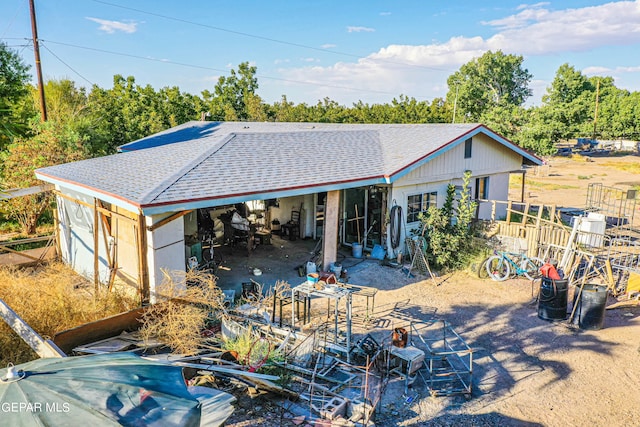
[2,0,640,106]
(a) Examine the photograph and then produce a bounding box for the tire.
[486,255,510,281]
[477,257,491,279]
[522,257,544,280]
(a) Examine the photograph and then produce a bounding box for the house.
[35,121,543,301]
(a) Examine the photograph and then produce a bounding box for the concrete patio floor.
[212,233,392,297]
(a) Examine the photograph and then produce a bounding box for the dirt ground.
[225,155,640,427]
[523,154,640,211]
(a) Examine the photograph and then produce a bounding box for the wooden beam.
[52,307,145,354]
[536,204,543,227]
[93,198,100,292]
[0,184,53,200]
[54,191,138,223]
[147,210,193,232]
[0,297,66,358]
[52,198,61,259]
[96,204,111,268]
[137,213,150,304]
[0,243,45,263]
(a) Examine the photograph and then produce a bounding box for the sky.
[1,0,640,107]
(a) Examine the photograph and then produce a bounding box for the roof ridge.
[138,133,237,204]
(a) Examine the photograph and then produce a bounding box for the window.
[464,138,472,158]
[407,192,437,223]
[475,177,489,199]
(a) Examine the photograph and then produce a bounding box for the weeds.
[139,269,226,355]
[0,262,138,365]
[222,329,289,382]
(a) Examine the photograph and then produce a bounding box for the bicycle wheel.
[477,257,491,279]
[486,255,510,281]
[522,257,544,280]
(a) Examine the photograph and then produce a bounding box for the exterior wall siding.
[387,135,522,254]
[56,187,111,282]
[147,212,186,303]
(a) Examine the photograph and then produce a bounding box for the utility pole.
[29,0,47,122]
[592,78,600,141]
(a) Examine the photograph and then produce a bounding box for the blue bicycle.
[486,251,544,281]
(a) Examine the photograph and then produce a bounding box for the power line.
[0,1,25,39]
[91,0,453,74]
[40,42,94,86]
[41,39,431,99]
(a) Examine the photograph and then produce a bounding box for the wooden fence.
[0,234,57,266]
[482,200,572,258]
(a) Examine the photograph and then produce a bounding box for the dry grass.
[139,269,226,355]
[524,179,579,191]
[0,262,138,364]
[599,160,640,174]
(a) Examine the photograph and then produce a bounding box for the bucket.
[330,262,342,278]
[307,272,319,284]
[537,278,568,321]
[572,284,607,330]
[352,243,363,258]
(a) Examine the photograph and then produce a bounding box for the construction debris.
[52,267,474,425]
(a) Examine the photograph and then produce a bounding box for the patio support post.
[322,190,340,271]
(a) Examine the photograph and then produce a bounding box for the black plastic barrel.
[571,284,607,330]
[538,278,568,321]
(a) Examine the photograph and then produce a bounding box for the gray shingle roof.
[35,121,542,214]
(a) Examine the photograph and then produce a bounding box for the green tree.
[446,50,532,122]
[203,62,261,121]
[0,42,32,146]
[87,75,201,153]
[537,64,595,142]
[0,122,88,234]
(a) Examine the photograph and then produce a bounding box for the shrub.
[418,170,479,270]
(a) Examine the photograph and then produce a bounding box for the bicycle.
[485,250,544,281]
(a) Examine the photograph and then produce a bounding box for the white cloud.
[347,26,375,33]
[274,58,290,65]
[484,1,640,54]
[300,57,320,63]
[321,43,337,49]
[583,64,640,75]
[617,65,640,73]
[516,2,549,11]
[86,17,138,34]
[277,1,640,104]
[583,66,614,74]
[380,12,392,16]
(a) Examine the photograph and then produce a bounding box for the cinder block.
[320,396,347,420]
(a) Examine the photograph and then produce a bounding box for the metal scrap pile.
[60,273,474,426]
